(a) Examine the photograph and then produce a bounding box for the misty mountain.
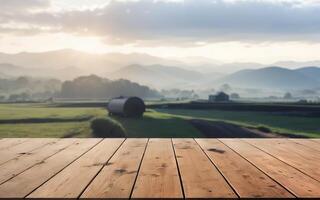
[0,63,26,77]
[0,63,84,80]
[273,60,320,68]
[217,66,320,89]
[0,49,265,77]
[109,64,205,89]
[295,67,320,82]
[0,49,183,75]
[213,62,266,74]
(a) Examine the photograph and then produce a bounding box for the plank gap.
[23,139,103,198]
[128,138,149,199]
[76,138,127,198]
[194,138,240,198]
[171,138,186,199]
[218,139,296,198]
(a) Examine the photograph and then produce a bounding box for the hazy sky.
[1,0,320,63]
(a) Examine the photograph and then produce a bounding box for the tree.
[283,92,292,99]
[8,92,31,102]
[0,95,5,102]
[220,84,231,92]
[59,75,161,99]
[8,94,20,102]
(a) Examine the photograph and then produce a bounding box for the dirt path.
[190,119,284,138]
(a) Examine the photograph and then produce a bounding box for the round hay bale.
[107,97,145,118]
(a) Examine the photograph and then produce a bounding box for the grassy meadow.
[158,109,320,138]
[0,103,319,138]
[0,103,202,138]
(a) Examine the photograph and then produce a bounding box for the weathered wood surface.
[0,138,319,199]
[245,139,320,181]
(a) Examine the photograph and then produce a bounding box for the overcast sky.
[1,0,320,63]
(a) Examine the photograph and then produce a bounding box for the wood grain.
[81,139,147,199]
[0,138,29,151]
[311,139,320,144]
[28,139,124,198]
[222,139,320,198]
[0,139,56,165]
[0,138,319,199]
[245,139,320,181]
[131,139,183,199]
[173,139,236,198]
[289,139,320,152]
[0,139,101,198]
[196,139,293,198]
[0,138,73,184]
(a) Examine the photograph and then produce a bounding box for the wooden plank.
[245,139,320,181]
[260,139,320,157]
[0,138,101,198]
[222,139,320,198]
[28,138,124,198]
[311,139,320,144]
[0,138,29,151]
[289,139,320,152]
[196,139,293,198]
[81,139,148,199]
[131,139,183,199]
[172,139,237,198]
[0,139,56,165]
[0,138,73,184]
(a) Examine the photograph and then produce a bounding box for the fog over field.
[1,49,320,101]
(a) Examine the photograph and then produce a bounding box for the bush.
[90,118,126,138]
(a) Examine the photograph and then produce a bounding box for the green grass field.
[113,110,202,138]
[0,103,201,138]
[0,104,106,120]
[158,109,320,138]
[0,103,319,138]
[0,122,91,138]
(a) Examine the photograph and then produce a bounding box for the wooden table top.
[0,138,319,199]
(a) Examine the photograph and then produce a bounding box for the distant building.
[209,92,230,102]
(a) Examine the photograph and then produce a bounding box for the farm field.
[0,103,319,138]
[158,109,320,138]
[0,104,106,120]
[0,103,201,138]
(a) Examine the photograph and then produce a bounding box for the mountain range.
[0,49,183,76]
[1,49,320,91]
[217,66,320,89]
[109,64,209,89]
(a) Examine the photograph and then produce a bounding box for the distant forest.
[0,77,61,101]
[58,75,161,99]
[0,75,161,101]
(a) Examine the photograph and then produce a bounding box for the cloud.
[1,0,51,12]
[1,0,320,46]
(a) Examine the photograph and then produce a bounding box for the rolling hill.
[295,67,320,82]
[217,66,320,89]
[0,63,84,80]
[109,64,205,89]
[1,49,320,91]
[0,49,183,74]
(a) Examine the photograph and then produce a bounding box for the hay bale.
[107,97,145,118]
